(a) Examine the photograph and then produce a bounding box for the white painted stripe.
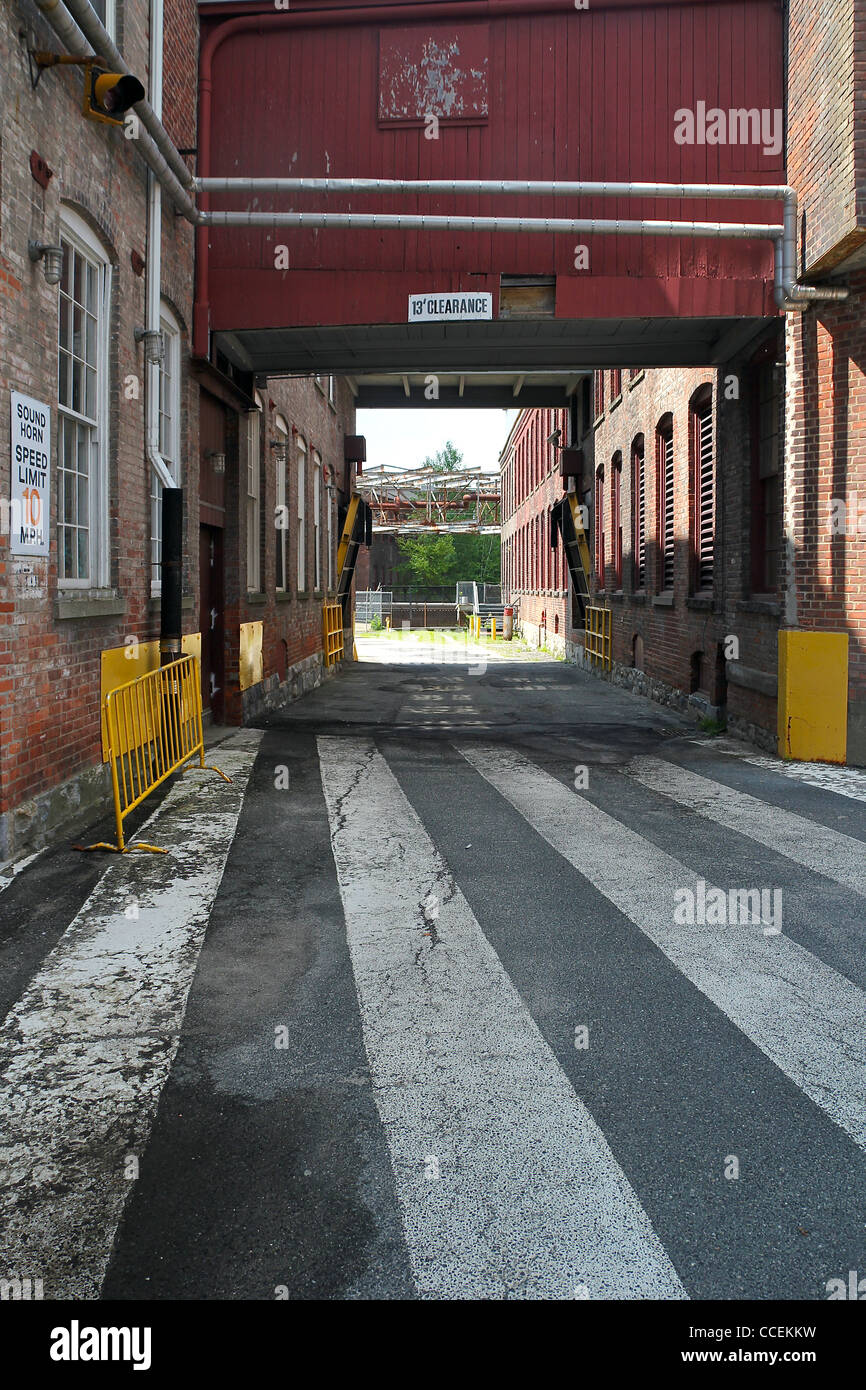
[318,735,686,1301]
[623,756,866,896]
[0,731,262,1299]
[457,744,866,1151]
[742,755,866,805]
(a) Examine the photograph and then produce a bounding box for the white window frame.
[247,391,262,593]
[313,450,322,591]
[57,208,111,589]
[274,413,289,591]
[90,0,117,42]
[296,436,307,592]
[314,373,335,406]
[151,302,182,595]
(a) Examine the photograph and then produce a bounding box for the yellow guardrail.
[323,601,344,667]
[76,654,230,854]
[585,606,612,670]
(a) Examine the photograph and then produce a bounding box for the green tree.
[394,439,501,588]
[395,534,457,586]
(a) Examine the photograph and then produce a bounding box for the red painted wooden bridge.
[195,0,786,395]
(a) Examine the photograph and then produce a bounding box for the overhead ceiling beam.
[512,375,525,397]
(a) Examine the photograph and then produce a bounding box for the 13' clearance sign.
[10,391,50,556]
[409,292,493,322]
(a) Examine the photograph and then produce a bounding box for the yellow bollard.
[491,618,496,641]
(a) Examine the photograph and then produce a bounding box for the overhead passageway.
[194,0,806,379]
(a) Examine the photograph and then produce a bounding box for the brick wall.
[787,0,864,274]
[504,352,786,748]
[583,364,782,745]
[785,0,866,762]
[500,407,571,649]
[229,375,355,724]
[783,274,866,761]
[0,0,197,856]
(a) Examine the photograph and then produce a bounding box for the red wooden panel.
[203,1,785,332]
[378,24,489,124]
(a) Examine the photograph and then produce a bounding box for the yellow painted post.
[777,630,848,763]
[491,618,496,640]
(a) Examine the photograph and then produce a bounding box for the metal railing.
[585,606,612,670]
[324,601,344,666]
[77,655,230,854]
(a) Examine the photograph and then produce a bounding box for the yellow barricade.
[77,654,230,854]
[585,606,612,670]
[323,601,344,667]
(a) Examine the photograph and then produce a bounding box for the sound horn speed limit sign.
[10,391,50,556]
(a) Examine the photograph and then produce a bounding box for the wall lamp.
[134,327,165,365]
[28,240,64,285]
[206,450,226,475]
[547,427,563,448]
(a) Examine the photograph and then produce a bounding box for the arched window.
[58,208,112,586]
[594,464,605,585]
[631,435,646,590]
[611,452,623,589]
[655,416,674,592]
[690,387,714,594]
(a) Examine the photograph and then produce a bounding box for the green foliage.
[423,440,463,473]
[394,439,501,587]
[369,614,383,631]
[395,532,500,587]
[698,716,726,736]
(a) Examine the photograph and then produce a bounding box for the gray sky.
[356,408,518,474]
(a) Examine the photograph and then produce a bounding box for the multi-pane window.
[274,414,289,591]
[657,420,675,591]
[313,450,322,590]
[691,392,714,593]
[593,371,605,420]
[151,305,181,591]
[594,465,605,584]
[246,393,262,592]
[296,436,307,590]
[58,215,110,586]
[632,436,646,590]
[612,453,623,588]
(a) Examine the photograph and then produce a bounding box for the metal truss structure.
[356,467,501,535]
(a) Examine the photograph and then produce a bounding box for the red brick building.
[503,0,866,766]
[784,0,866,763]
[0,0,355,859]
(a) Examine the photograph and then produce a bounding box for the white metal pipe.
[202,210,782,239]
[195,176,793,201]
[60,0,195,192]
[198,175,848,309]
[145,0,176,493]
[33,0,198,222]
